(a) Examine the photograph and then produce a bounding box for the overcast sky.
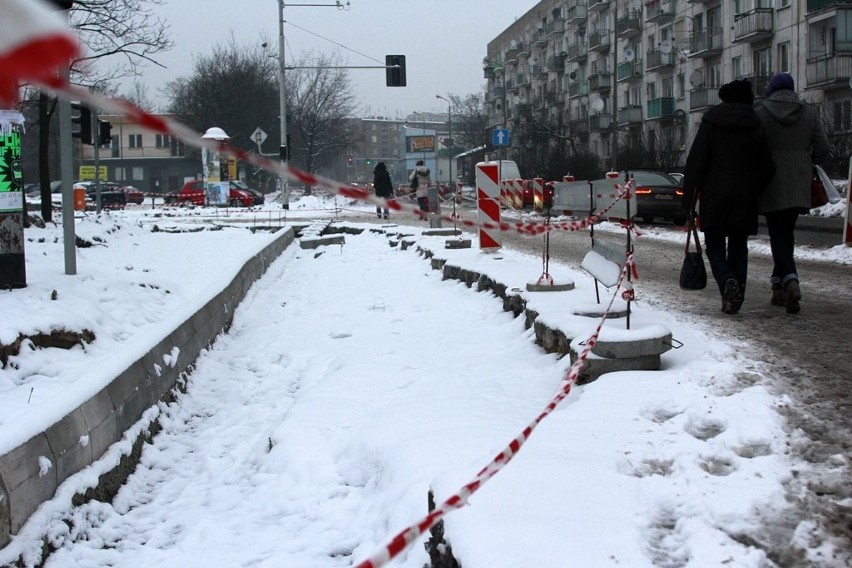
[128,0,541,118]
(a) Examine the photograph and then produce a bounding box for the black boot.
[784,280,801,314]
[770,283,785,306]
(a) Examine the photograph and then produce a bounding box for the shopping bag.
[814,165,842,205]
[811,169,829,208]
[679,219,707,291]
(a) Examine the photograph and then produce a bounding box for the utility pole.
[611,2,618,172]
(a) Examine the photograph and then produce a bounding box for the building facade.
[79,113,197,194]
[484,0,850,174]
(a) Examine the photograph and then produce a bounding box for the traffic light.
[366,158,372,167]
[97,120,112,146]
[347,156,353,166]
[385,55,406,87]
[71,103,92,144]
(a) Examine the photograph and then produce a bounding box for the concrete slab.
[445,239,472,249]
[526,281,575,292]
[300,235,345,249]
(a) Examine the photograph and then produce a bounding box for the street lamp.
[275,0,351,206]
[435,94,456,230]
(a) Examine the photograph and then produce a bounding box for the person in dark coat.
[755,73,830,314]
[682,79,776,314]
[372,161,394,219]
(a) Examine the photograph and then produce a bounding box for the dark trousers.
[376,205,389,217]
[764,209,799,284]
[417,196,428,212]
[703,230,749,295]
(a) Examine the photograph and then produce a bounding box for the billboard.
[406,135,435,154]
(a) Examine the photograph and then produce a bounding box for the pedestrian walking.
[372,161,393,220]
[754,72,830,314]
[409,160,432,216]
[682,79,777,314]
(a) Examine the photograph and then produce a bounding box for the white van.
[483,160,521,181]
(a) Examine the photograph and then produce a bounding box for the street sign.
[251,127,268,147]
[78,165,107,180]
[492,129,510,147]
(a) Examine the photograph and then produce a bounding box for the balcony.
[689,28,724,58]
[532,64,549,79]
[617,105,643,125]
[807,53,852,88]
[533,28,548,48]
[566,4,588,24]
[569,118,590,136]
[617,60,643,82]
[588,0,609,13]
[616,13,642,38]
[484,65,495,79]
[589,113,612,132]
[733,9,774,43]
[506,78,517,93]
[588,72,612,92]
[568,81,590,98]
[689,86,720,111]
[647,97,676,120]
[516,73,531,88]
[516,103,532,117]
[517,41,530,59]
[546,91,566,105]
[567,41,588,62]
[492,86,506,99]
[548,18,565,38]
[646,49,675,71]
[588,29,611,52]
[505,48,520,65]
[547,54,566,72]
[645,0,675,23]
[808,0,852,12]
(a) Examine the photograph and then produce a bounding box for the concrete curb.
[0,226,296,549]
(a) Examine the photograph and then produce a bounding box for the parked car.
[230,180,264,205]
[121,185,144,204]
[164,180,254,207]
[73,181,127,210]
[628,171,686,225]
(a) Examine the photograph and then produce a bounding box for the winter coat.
[409,165,431,198]
[754,90,830,214]
[682,102,776,235]
[373,168,394,199]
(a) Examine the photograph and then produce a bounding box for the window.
[754,47,771,77]
[662,76,674,98]
[132,167,144,181]
[778,42,790,73]
[129,134,142,148]
[115,167,126,181]
[732,56,743,79]
[677,73,685,99]
[155,134,172,148]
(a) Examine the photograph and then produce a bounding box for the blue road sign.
[492,129,510,147]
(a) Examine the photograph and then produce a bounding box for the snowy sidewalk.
[7,223,797,567]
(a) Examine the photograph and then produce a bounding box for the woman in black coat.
[682,79,776,314]
[372,162,394,219]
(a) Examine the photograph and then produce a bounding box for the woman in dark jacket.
[755,73,830,314]
[682,79,776,314]
[372,161,394,219]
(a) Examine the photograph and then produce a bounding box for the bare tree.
[26,0,172,222]
[166,37,280,158]
[287,52,359,191]
[447,92,488,152]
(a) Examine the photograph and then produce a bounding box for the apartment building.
[484,0,850,173]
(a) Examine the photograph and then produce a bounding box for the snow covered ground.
[1,195,850,567]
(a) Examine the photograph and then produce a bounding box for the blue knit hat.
[766,73,794,96]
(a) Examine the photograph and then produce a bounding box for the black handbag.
[679,217,707,290]
[410,174,419,190]
[810,167,829,208]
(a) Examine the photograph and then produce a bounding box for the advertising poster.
[201,146,228,205]
[0,111,24,214]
